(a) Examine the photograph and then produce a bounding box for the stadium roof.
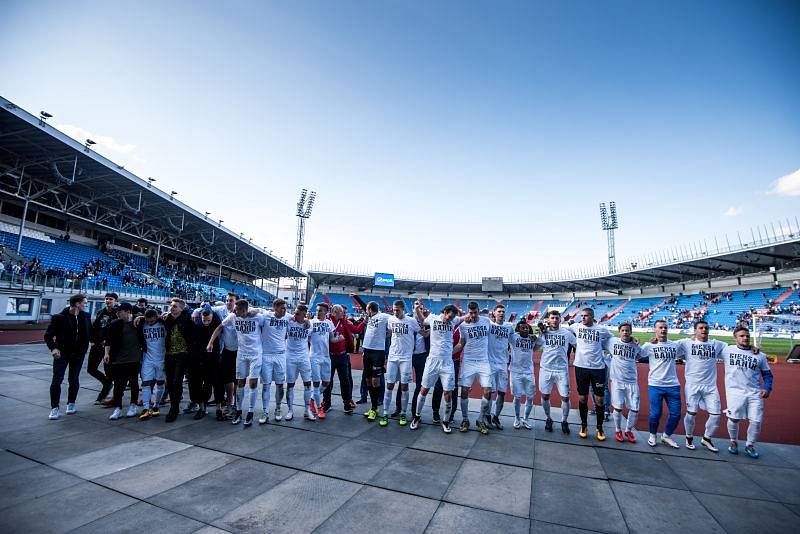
[0,96,303,281]
[309,229,800,295]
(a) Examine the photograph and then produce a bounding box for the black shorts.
[574,366,607,397]
[220,349,237,384]
[362,348,386,379]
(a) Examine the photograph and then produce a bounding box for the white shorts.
[420,357,455,391]
[236,353,262,381]
[286,357,311,384]
[510,372,535,399]
[725,392,764,423]
[610,381,640,411]
[460,360,491,389]
[538,368,570,397]
[141,358,165,382]
[490,365,508,393]
[685,383,721,414]
[386,359,412,384]
[311,357,331,383]
[261,352,286,384]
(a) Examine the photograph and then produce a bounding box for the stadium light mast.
[600,201,619,274]
[294,189,316,304]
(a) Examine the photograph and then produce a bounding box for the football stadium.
[2,3,800,534]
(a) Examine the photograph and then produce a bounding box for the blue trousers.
[648,385,681,435]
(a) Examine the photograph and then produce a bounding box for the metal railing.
[0,271,172,298]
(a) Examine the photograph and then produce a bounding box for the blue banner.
[374,273,395,288]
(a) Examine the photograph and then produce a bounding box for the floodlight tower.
[294,189,316,303]
[600,201,619,274]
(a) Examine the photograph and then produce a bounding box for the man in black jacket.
[104,302,143,420]
[163,298,195,422]
[88,292,118,403]
[189,306,222,420]
[44,294,92,420]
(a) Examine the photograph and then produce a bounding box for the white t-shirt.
[640,340,685,387]
[722,345,771,397]
[424,314,461,360]
[259,311,289,354]
[142,321,167,362]
[309,318,334,359]
[570,323,612,369]
[677,338,726,387]
[222,313,265,357]
[362,312,391,351]
[285,318,310,360]
[212,305,238,351]
[509,333,535,375]
[535,327,576,372]
[387,315,420,361]
[603,337,641,384]
[488,321,514,367]
[459,316,491,364]
[413,328,427,355]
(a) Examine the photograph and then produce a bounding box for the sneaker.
[244,411,254,427]
[432,412,441,424]
[216,409,225,421]
[309,398,317,414]
[182,402,198,414]
[305,407,317,421]
[285,410,294,422]
[460,420,470,433]
[398,414,408,426]
[409,415,421,430]
[484,413,493,428]
[356,398,367,405]
[744,445,759,459]
[624,430,637,443]
[513,418,522,429]
[700,436,718,453]
[193,409,206,420]
[441,420,451,433]
[165,410,178,423]
[231,410,242,425]
[728,441,739,455]
[259,412,268,424]
[274,407,283,421]
[561,421,571,434]
[101,398,115,407]
[491,415,504,430]
[126,405,137,418]
[589,409,596,415]
[477,419,489,435]
[48,407,60,420]
[317,406,326,420]
[661,435,679,449]
[139,410,152,421]
[579,426,588,439]
[137,399,143,407]
[522,418,532,430]
[615,430,624,443]
[648,434,657,447]
[685,436,696,450]
[347,399,357,411]
[109,408,122,420]
[391,410,401,418]
[596,428,606,441]
[150,407,160,417]
[65,403,76,415]
[544,418,553,432]
[94,398,104,406]
[321,402,332,413]
[379,415,389,427]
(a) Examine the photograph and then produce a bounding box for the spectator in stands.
[44,294,92,420]
[134,298,148,316]
[89,292,118,404]
[163,298,195,422]
[103,303,142,420]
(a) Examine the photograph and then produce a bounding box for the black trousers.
[50,353,85,408]
[432,358,461,421]
[410,351,429,414]
[87,344,112,400]
[323,352,353,407]
[164,352,187,414]
[111,362,140,408]
[188,352,222,405]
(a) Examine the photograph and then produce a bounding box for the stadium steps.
[531,300,544,319]
[601,299,630,323]
[774,287,798,305]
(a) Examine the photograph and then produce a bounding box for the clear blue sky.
[2,1,798,278]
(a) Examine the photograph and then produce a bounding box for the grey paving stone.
[201,423,296,455]
[662,455,763,498]
[316,486,439,533]
[531,470,626,534]
[368,448,464,500]
[152,458,295,523]
[213,471,360,534]
[0,464,83,510]
[153,418,235,444]
[309,411,373,438]
[468,432,535,468]
[611,480,724,533]
[411,423,479,457]
[192,528,231,534]
[94,446,236,498]
[445,459,532,517]
[116,411,207,435]
[0,481,137,534]
[426,502,531,534]
[733,463,800,504]
[250,430,349,468]
[761,442,800,468]
[695,492,798,534]
[533,441,605,479]
[359,420,425,447]
[0,449,38,476]
[1,417,105,448]
[785,503,800,517]
[530,521,598,533]
[52,435,191,479]
[20,426,144,463]
[597,448,686,489]
[306,437,403,483]
[69,501,205,534]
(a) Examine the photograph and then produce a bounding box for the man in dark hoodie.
[190,305,221,420]
[44,294,92,420]
[88,292,118,403]
[103,302,143,420]
[163,298,195,422]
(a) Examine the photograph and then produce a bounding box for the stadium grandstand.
[0,96,303,324]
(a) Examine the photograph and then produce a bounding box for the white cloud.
[724,206,743,217]
[767,168,800,197]
[56,124,136,154]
